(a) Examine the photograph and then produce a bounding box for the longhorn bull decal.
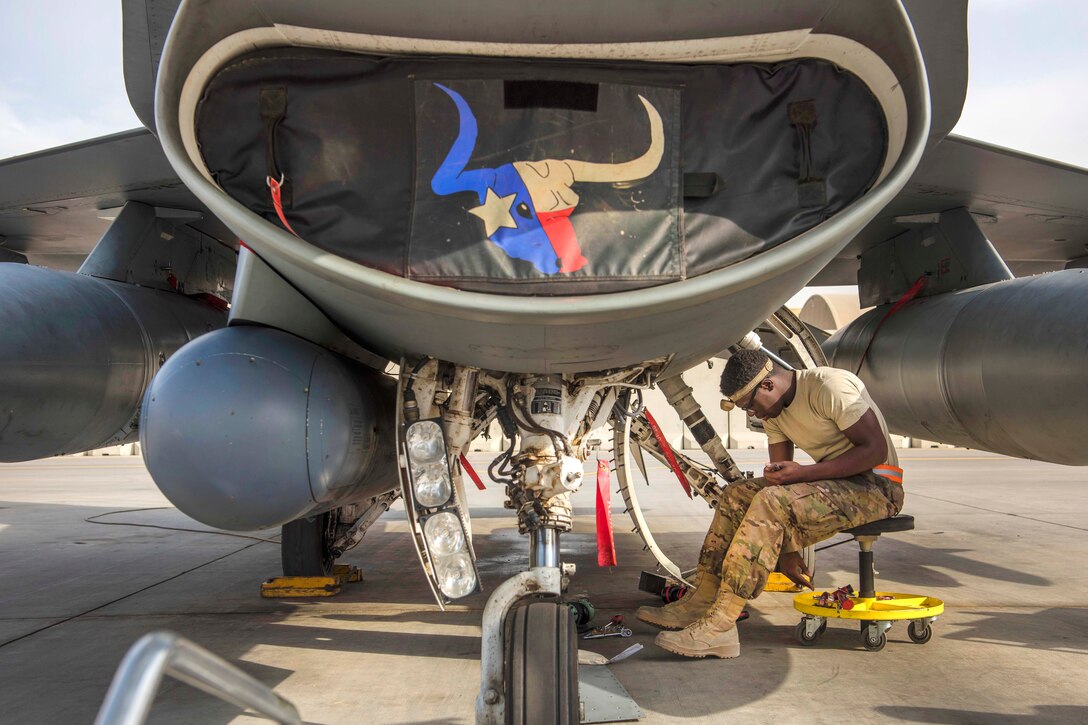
[430,83,664,275]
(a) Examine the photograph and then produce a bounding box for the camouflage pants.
[697,472,903,600]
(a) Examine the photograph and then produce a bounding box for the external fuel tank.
[0,264,225,461]
[825,270,1088,465]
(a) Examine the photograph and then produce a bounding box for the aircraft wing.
[814,134,1088,284]
[0,128,234,270]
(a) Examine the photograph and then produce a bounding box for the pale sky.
[0,1,138,158]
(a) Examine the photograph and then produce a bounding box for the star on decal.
[468,187,518,237]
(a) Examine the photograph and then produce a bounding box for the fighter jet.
[2,1,1086,722]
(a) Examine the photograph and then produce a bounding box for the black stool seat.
[845,515,915,537]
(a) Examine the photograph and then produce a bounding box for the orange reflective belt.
[873,464,904,485]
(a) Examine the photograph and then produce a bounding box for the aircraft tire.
[504,600,579,725]
[281,512,335,576]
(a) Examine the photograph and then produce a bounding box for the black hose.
[403,357,429,393]
[612,388,645,419]
[488,438,517,486]
[514,397,573,456]
[504,386,573,457]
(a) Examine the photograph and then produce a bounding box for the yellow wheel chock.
[764,572,804,592]
[766,547,816,592]
[260,564,363,598]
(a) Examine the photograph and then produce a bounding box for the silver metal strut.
[530,528,561,568]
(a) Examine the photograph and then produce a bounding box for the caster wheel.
[908,620,933,644]
[861,626,887,652]
[795,620,826,646]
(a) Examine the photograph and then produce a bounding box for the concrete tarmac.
[1,451,1086,724]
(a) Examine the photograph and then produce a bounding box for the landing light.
[412,461,452,507]
[424,511,466,556]
[405,420,445,463]
[433,550,477,599]
[402,418,480,601]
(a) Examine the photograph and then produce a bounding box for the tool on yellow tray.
[813,584,856,611]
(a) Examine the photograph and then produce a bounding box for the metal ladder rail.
[94,630,301,725]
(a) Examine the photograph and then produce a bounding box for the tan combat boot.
[654,590,746,658]
[638,503,736,630]
[636,568,721,630]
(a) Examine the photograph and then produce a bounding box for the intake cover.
[197,53,886,294]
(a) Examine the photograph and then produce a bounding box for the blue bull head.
[430,83,664,275]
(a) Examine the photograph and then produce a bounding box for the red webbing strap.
[595,458,618,566]
[267,175,300,237]
[855,275,928,375]
[459,453,486,491]
[644,409,692,499]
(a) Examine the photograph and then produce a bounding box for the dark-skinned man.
[638,349,904,658]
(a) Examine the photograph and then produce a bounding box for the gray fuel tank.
[140,326,398,530]
[0,264,225,461]
[826,270,1088,465]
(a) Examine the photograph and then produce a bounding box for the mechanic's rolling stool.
[792,515,944,651]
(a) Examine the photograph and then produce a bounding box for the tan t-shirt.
[761,367,898,468]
